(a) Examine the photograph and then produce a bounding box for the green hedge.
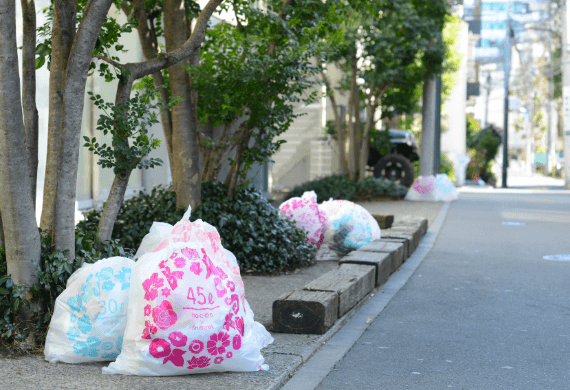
[78,182,314,273]
[285,175,407,202]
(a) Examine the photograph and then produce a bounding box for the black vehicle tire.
[373,153,415,187]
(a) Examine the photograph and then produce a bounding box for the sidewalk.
[0,200,444,390]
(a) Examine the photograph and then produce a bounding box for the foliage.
[466,125,502,180]
[78,186,183,251]
[189,0,345,185]
[466,114,481,147]
[83,77,180,175]
[35,0,135,82]
[0,228,131,343]
[286,175,407,202]
[79,183,314,273]
[192,182,314,273]
[440,153,455,181]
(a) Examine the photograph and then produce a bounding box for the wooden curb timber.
[272,216,428,335]
[370,213,394,229]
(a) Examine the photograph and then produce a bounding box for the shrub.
[286,175,407,202]
[466,125,501,181]
[79,182,314,273]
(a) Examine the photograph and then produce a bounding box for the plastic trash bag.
[44,256,135,363]
[319,199,381,254]
[406,175,458,201]
[104,207,273,376]
[279,191,326,248]
[454,154,471,187]
[405,175,437,201]
[434,173,458,201]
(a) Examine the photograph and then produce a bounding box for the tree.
[323,0,447,181]
[0,0,41,287]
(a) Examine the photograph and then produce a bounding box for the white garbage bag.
[44,256,135,363]
[454,154,471,187]
[434,174,459,201]
[103,207,273,376]
[405,175,437,201]
[319,199,381,254]
[279,191,327,248]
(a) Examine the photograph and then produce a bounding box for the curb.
[275,201,452,390]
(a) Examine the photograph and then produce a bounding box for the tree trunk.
[52,0,115,259]
[97,170,133,244]
[0,209,5,252]
[359,101,376,181]
[164,0,201,210]
[40,0,77,232]
[21,0,38,207]
[346,56,358,181]
[0,0,41,285]
[225,126,252,197]
[126,0,175,177]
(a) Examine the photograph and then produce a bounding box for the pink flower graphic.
[168,331,188,347]
[214,356,224,364]
[161,266,184,290]
[152,301,178,330]
[144,305,151,316]
[224,294,240,314]
[169,252,179,259]
[226,281,235,292]
[173,257,187,268]
[181,247,200,261]
[189,262,202,276]
[235,316,244,337]
[207,331,230,356]
[187,356,210,370]
[162,288,171,297]
[149,338,171,358]
[141,320,157,339]
[159,260,168,269]
[226,351,233,358]
[223,312,235,331]
[188,340,204,354]
[232,334,242,350]
[163,348,186,367]
[143,273,165,301]
[207,231,221,253]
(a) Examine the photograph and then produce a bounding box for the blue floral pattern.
[63,261,133,361]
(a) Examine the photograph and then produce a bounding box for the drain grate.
[543,254,570,262]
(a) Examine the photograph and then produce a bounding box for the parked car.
[368,129,419,187]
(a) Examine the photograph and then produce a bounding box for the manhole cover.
[543,254,570,262]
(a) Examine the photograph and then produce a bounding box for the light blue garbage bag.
[44,256,134,363]
[319,199,381,254]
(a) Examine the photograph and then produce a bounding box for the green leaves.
[286,174,408,202]
[85,86,168,175]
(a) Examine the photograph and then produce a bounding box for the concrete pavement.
[311,187,570,389]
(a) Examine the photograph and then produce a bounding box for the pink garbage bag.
[103,207,273,376]
[279,191,326,248]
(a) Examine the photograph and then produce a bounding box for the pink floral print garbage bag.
[103,207,273,376]
[319,199,381,254]
[44,256,135,363]
[279,191,326,248]
[405,175,437,201]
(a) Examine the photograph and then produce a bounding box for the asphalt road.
[317,188,570,389]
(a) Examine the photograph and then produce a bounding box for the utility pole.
[563,0,570,188]
[434,76,442,174]
[420,76,436,176]
[483,72,492,129]
[546,0,554,176]
[502,16,512,188]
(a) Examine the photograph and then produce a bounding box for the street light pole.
[502,17,512,188]
[563,0,570,188]
[546,0,553,176]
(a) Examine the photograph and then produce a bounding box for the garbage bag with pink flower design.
[319,199,381,254]
[279,191,326,248]
[405,174,457,201]
[103,207,273,376]
[44,256,135,363]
